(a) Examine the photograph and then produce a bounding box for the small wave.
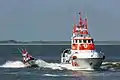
[0,61,25,68]
[101,61,120,71]
[42,74,76,77]
[35,59,63,70]
[43,74,61,77]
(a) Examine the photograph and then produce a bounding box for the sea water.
[0,45,120,80]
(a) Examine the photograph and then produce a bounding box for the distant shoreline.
[0,40,120,45]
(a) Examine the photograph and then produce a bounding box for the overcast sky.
[0,0,120,41]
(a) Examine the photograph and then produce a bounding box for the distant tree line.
[0,40,120,44]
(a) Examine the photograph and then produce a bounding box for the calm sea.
[0,45,120,80]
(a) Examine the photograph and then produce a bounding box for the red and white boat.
[61,12,105,70]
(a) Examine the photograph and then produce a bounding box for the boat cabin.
[71,36,95,50]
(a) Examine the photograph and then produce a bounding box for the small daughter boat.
[18,48,39,68]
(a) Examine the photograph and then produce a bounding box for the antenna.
[84,17,88,29]
[18,48,22,53]
[79,12,83,27]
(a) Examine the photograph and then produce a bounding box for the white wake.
[0,59,63,70]
[1,59,117,71]
[0,61,25,68]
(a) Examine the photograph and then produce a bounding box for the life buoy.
[83,44,88,48]
[72,61,79,66]
[72,44,77,50]
[72,56,77,59]
[72,46,76,49]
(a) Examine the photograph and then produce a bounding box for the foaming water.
[35,59,63,70]
[42,73,80,77]
[1,59,120,71]
[101,61,120,71]
[35,59,94,70]
[0,59,93,70]
[0,61,25,68]
[0,59,63,70]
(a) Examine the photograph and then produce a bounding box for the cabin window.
[75,40,77,43]
[88,39,91,43]
[73,40,74,43]
[83,40,86,43]
[79,40,82,43]
[91,39,94,43]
